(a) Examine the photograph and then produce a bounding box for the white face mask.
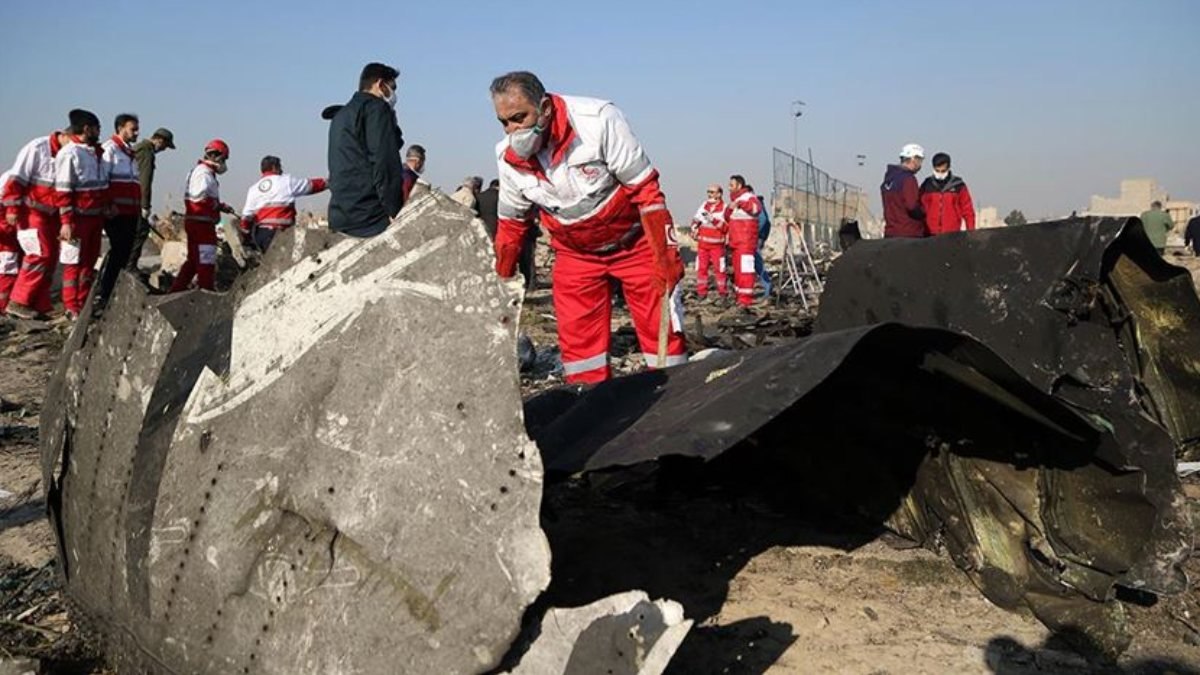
[933,170,949,180]
[509,125,544,160]
[213,159,228,175]
[383,83,397,109]
[508,99,548,159]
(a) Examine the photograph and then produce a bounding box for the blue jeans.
[753,242,772,295]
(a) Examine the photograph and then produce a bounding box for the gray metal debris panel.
[41,194,551,674]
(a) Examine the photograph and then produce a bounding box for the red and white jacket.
[495,94,670,255]
[184,162,223,227]
[725,188,761,229]
[691,198,727,245]
[2,133,65,219]
[101,135,141,218]
[54,138,110,228]
[241,172,327,230]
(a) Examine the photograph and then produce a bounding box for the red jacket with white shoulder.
[691,198,727,245]
[102,135,141,218]
[2,133,65,219]
[494,94,671,258]
[241,172,327,230]
[725,188,761,227]
[54,138,110,228]
[184,162,223,227]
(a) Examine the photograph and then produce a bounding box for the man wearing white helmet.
[881,143,927,238]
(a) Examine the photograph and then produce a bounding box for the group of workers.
[689,177,773,306]
[0,106,341,319]
[0,111,176,319]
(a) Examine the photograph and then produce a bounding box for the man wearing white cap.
[881,143,927,238]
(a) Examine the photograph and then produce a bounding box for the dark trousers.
[125,216,152,271]
[518,231,537,290]
[254,226,278,252]
[97,215,138,306]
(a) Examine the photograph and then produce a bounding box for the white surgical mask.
[933,170,949,180]
[509,125,544,159]
[383,84,397,109]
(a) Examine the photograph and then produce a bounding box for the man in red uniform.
[724,175,761,308]
[54,109,110,319]
[919,152,976,235]
[0,170,18,313]
[171,140,233,292]
[97,113,143,306]
[3,122,72,319]
[690,184,728,301]
[240,155,328,252]
[490,71,686,383]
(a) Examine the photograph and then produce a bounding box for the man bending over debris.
[240,155,327,252]
[490,70,686,383]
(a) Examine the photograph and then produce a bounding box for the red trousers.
[171,219,218,292]
[553,235,687,384]
[0,225,19,312]
[728,219,759,307]
[695,243,728,298]
[10,209,60,314]
[60,215,104,314]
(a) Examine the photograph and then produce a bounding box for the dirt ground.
[1,242,1198,673]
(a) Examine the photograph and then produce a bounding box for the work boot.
[5,302,42,321]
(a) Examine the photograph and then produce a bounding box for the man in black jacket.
[327,63,404,237]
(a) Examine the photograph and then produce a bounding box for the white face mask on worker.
[934,170,949,180]
[509,126,544,160]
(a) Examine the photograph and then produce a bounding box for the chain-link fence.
[771,148,864,253]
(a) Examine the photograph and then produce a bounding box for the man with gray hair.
[490,70,686,383]
[451,175,483,213]
[401,144,427,202]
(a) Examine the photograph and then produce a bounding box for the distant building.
[1085,178,1197,227]
[976,207,1003,229]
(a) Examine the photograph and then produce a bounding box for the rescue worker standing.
[327,62,404,238]
[0,170,17,313]
[881,143,926,238]
[919,153,976,235]
[724,175,762,308]
[491,71,686,383]
[54,110,111,319]
[127,127,174,272]
[240,156,327,252]
[690,184,728,301]
[97,113,143,306]
[2,123,72,319]
[170,140,233,292]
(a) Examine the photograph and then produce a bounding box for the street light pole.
[791,100,805,158]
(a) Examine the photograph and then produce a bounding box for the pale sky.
[1,0,1195,222]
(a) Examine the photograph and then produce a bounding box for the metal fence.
[771,148,864,253]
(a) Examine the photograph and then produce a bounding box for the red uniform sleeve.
[959,184,976,231]
[308,178,328,194]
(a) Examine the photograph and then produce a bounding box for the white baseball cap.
[900,143,925,159]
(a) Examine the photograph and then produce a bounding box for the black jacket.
[476,186,499,241]
[327,92,404,237]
